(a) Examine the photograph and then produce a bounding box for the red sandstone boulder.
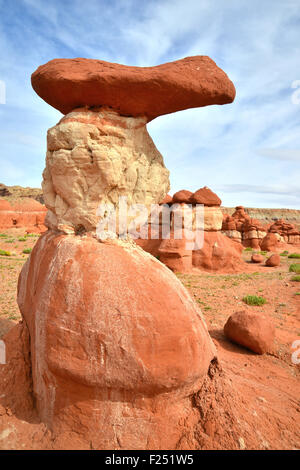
[17,230,215,449]
[224,311,275,354]
[172,190,193,204]
[260,233,281,252]
[31,56,236,121]
[265,253,280,267]
[251,253,264,263]
[189,187,221,206]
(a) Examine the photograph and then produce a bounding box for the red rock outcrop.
[31,56,236,120]
[224,311,275,354]
[0,198,47,233]
[268,219,300,246]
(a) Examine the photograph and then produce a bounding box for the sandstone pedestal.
[17,231,215,449]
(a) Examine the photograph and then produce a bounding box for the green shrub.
[22,248,32,254]
[18,237,26,242]
[280,251,289,257]
[0,249,11,256]
[291,276,300,282]
[244,247,253,252]
[25,233,39,238]
[295,292,300,295]
[288,253,300,259]
[242,295,267,306]
[289,264,300,274]
[0,233,8,238]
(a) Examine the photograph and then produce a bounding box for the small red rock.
[265,254,280,267]
[224,311,275,354]
[251,254,264,263]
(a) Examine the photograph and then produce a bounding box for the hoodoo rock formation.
[268,219,300,246]
[222,208,300,251]
[138,187,243,273]
[222,206,267,249]
[0,56,237,449]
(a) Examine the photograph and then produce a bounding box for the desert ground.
[0,227,299,450]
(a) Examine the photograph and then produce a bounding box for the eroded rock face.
[43,108,169,233]
[17,231,216,449]
[31,56,236,120]
[0,198,47,232]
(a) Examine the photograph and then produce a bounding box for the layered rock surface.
[43,108,169,233]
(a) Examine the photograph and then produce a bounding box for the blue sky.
[0,0,299,208]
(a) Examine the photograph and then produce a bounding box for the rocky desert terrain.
[0,207,299,450]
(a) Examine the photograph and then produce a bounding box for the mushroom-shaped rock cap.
[172,190,193,204]
[31,56,236,121]
[189,187,222,206]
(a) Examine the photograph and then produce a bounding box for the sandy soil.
[0,229,299,449]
